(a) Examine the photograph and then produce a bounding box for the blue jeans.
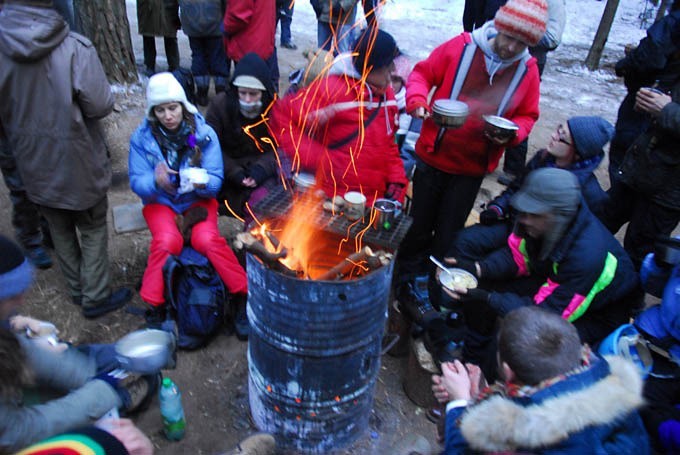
[188,36,230,83]
[277,1,294,44]
[317,21,355,54]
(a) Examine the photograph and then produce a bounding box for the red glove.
[385,182,406,202]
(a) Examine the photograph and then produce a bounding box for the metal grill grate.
[252,186,413,250]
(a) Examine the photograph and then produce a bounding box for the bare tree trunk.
[585,0,620,71]
[655,0,672,22]
[73,0,138,84]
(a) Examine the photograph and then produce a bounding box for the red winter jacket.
[272,71,408,205]
[222,0,275,62]
[406,32,540,177]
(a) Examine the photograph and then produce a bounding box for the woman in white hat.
[129,72,247,324]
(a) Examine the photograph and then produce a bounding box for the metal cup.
[372,198,402,231]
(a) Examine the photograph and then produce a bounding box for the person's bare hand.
[465,363,486,398]
[241,177,257,188]
[431,373,451,404]
[484,130,513,145]
[635,87,672,117]
[440,360,472,401]
[154,162,178,194]
[108,419,154,455]
[411,106,430,119]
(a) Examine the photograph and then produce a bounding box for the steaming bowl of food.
[439,267,478,291]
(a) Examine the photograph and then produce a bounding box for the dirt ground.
[1,2,652,454]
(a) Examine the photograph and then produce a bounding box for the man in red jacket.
[223,0,279,91]
[272,28,407,206]
[397,0,547,313]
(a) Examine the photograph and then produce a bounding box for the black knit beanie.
[352,29,399,74]
[0,235,33,301]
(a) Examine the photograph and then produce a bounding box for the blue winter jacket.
[129,113,223,214]
[489,149,607,220]
[444,355,650,454]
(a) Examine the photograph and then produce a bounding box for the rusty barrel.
[246,253,392,453]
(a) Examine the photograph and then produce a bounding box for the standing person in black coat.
[602,3,680,268]
[136,0,181,76]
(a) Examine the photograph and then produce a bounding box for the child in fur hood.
[432,306,650,454]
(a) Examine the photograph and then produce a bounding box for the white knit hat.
[146,72,198,118]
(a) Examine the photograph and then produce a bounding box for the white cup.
[344,191,367,221]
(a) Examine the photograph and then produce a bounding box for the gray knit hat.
[566,116,615,160]
[511,168,580,215]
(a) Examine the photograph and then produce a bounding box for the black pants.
[397,160,483,308]
[143,35,180,72]
[601,182,680,268]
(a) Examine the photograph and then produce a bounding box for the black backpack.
[163,247,227,349]
[171,68,197,105]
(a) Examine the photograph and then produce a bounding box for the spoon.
[429,255,452,277]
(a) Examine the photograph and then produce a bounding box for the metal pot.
[372,198,402,231]
[483,115,519,142]
[432,99,469,129]
[293,172,316,193]
[115,329,175,374]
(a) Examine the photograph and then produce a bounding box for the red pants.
[140,199,247,306]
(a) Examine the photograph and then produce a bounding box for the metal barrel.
[246,252,392,453]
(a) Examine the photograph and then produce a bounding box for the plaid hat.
[494,0,548,47]
[511,168,580,215]
[0,235,33,301]
[146,72,198,118]
[353,29,399,74]
[566,116,615,160]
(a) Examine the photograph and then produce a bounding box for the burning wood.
[234,232,299,277]
[317,246,393,281]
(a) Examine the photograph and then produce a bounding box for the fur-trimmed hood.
[461,356,645,452]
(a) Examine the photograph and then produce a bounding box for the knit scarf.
[153,121,193,171]
[474,345,593,402]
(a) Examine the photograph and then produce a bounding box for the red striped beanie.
[494,0,548,47]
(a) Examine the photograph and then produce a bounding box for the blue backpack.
[163,247,227,349]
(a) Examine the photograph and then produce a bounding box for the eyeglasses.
[557,125,572,146]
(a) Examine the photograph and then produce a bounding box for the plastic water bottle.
[159,377,186,441]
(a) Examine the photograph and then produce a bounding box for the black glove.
[246,164,268,185]
[459,287,490,303]
[479,204,504,225]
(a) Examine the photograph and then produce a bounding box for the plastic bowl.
[483,115,519,142]
[439,268,478,291]
[432,99,469,129]
[115,329,175,374]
